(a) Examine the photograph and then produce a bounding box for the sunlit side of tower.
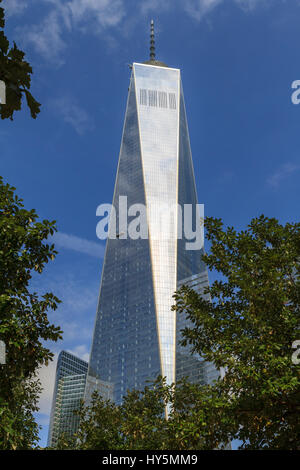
[87,22,219,406]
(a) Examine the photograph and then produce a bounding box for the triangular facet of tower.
[88,68,161,402]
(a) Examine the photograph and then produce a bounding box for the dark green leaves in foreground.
[0,176,62,449]
[0,1,40,120]
[175,215,300,449]
[58,216,300,450]
[55,377,231,451]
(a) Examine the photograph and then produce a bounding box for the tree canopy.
[56,215,300,450]
[0,177,62,449]
[55,377,230,451]
[0,0,40,120]
[174,215,300,449]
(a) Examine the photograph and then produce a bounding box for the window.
[148,90,157,107]
[169,93,176,110]
[158,91,168,108]
[140,89,147,106]
[139,88,176,110]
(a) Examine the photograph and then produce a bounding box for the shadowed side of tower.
[87,65,162,403]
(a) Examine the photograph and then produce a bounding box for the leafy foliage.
[55,377,231,451]
[0,0,40,120]
[174,215,300,449]
[0,176,63,449]
[50,215,300,451]
[53,216,300,450]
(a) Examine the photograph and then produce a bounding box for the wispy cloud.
[13,0,275,64]
[17,0,125,64]
[2,0,28,17]
[267,162,300,188]
[183,0,274,21]
[67,344,90,362]
[30,274,96,385]
[16,4,69,66]
[51,96,94,135]
[139,0,172,15]
[52,231,105,257]
[67,0,124,29]
[235,0,269,13]
[183,0,223,22]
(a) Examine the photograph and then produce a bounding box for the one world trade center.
[86,21,219,406]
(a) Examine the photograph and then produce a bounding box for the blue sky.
[1,0,300,447]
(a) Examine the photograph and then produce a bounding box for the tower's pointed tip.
[150,19,155,61]
[143,19,168,67]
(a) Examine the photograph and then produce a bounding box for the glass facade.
[88,68,161,403]
[47,351,88,447]
[84,375,114,408]
[176,273,220,385]
[87,62,219,408]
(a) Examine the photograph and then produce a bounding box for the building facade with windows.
[87,22,219,408]
[47,350,88,447]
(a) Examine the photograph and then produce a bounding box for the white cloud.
[30,270,99,345]
[17,0,125,64]
[182,0,274,21]
[36,353,58,416]
[52,96,94,135]
[17,9,68,66]
[52,231,105,257]
[14,0,274,64]
[2,0,28,17]
[267,162,300,188]
[139,0,172,15]
[234,0,268,12]
[67,0,124,29]
[183,0,223,22]
[67,344,90,362]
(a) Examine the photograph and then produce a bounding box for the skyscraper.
[87,21,218,406]
[47,351,88,447]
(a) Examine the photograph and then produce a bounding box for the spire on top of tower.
[143,20,168,67]
[150,19,155,61]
